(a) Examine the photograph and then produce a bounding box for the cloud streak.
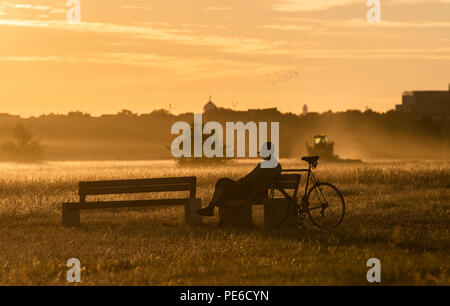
[0,52,286,80]
[263,19,450,31]
[272,0,450,12]
[0,2,65,14]
[0,19,285,56]
[272,0,359,12]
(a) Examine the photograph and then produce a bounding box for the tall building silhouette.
[396,84,450,118]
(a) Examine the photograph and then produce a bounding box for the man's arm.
[239,162,280,187]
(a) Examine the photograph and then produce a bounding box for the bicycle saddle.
[301,156,319,163]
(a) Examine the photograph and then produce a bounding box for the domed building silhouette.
[203,96,217,113]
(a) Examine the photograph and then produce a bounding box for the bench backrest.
[78,176,196,202]
[273,174,301,199]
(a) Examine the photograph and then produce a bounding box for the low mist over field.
[0,109,448,161]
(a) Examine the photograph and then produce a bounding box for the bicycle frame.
[282,164,319,198]
[270,160,345,229]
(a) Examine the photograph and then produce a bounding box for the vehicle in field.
[306,134,362,163]
[306,134,338,160]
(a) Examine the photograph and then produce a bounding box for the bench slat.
[277,174,301,181]
[63,198,191,210]
[79,184,193,196]
[274,181,300,189]
[79,176,196,188]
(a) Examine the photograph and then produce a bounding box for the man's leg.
[197,178,234,216]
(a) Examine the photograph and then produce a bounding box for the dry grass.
[0,159,448,285]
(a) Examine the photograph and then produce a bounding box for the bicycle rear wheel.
[305,182,345,229]
[263,188,297,230]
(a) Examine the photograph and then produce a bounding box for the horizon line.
[0,107,396,119]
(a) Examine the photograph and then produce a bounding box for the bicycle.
[273,156,345,230]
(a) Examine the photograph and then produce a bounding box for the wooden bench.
[62,176,202,227]
[218,173,301,228]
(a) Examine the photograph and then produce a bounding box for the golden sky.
[1,0,449,116]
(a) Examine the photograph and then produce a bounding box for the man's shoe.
[197,206,214,217]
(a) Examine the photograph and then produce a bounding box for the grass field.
[0,159,448,285]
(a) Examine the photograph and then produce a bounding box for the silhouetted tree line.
[0,108,448,161]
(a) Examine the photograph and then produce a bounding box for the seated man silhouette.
[197,142,282,217]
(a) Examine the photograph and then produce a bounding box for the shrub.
[2,123,43,162]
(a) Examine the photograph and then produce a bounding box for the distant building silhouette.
[203,96,217,112]
[302,104,308,115]
[396,84,450,118]
[248,107,278,115]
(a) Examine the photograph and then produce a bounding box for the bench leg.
[264,198,297,230]
[62,205,80,227]
[185,198,202,226]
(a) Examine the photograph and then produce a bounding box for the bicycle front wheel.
[305,182,345,229]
